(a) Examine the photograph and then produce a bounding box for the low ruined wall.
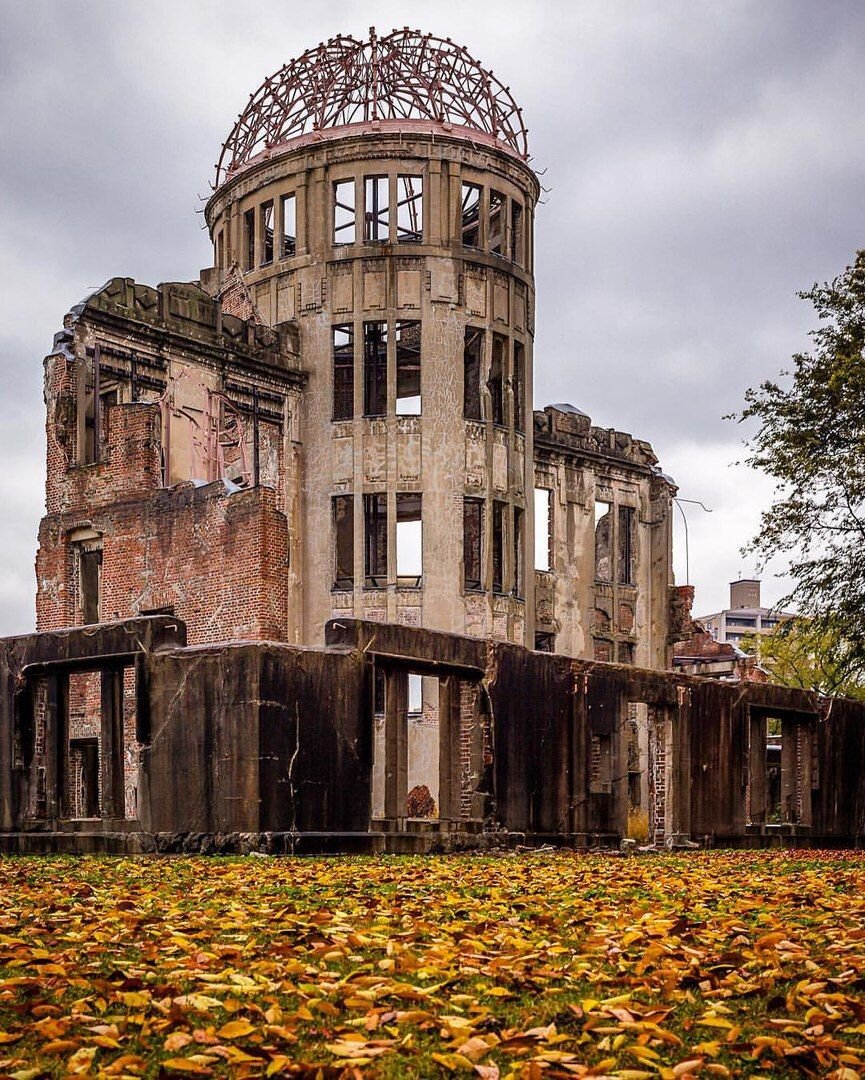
[1,617,864,851]
[139,643,369,838]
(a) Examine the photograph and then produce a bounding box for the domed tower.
[205,28,540,646]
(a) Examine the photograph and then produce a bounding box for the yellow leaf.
[119,990,150,1008]
[162,1059,214,1076]
[432,1051,476,1071]
[67,1047,98,1074]
[216,1019,255,1039]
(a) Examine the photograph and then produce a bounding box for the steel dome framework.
[216,28,529,184]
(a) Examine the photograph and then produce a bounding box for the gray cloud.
[1,0,861,632]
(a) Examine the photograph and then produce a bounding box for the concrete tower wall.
[206,130,541,645]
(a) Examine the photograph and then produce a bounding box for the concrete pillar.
[437,676,462,823]
[384,668,408,821]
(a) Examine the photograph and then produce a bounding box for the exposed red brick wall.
[37,482,289,644]
[46,397,162,518]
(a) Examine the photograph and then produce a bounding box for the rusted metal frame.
[216,29,529,183]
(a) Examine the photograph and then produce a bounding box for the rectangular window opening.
[492,500,505,594]
[70,738,100,819]
[513,505,525,598]
[333,495,354,589]
[396,493,422,587]
[364,492,388,587]
[463,498,484,592]
[535,631,555,653]
[534,488,551,572]
[332,325,355,421]
[406,672,440,820]
[513,341,525,432]
[79,546,102,625]
[364,175,389,242]
[489,335,506,426]
[333,179,356,245]
[244,207,255,270]
[216,229,224,269]
[463,328,483,421]
[395,320,421,415]
[510,200,523,264]
[396,175,423,241]
[595,500,612,581]
[281,193,296,257]
[99,387,118,446]
[363,321,388,417]
[261,201,274,264]
[461,182,481,247]
[489,190,505,255]
[618,505,635,585]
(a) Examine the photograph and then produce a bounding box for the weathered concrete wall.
[1,617,864,851]
[205,130,539,649]
[533,405,681,667]
[139,643,370,838]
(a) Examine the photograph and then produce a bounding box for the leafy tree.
[735,251,865,643]
[742,619,865,700]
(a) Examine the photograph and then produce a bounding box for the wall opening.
[461,182,481,247]
[407,673,439,819]
[333,179,356,244]
[489,190,505,254]
[767,716,783,823]
[534,488,551,571]
[463,328,483,421]
[333,495,354,589]
[364,493,388,587]
[618,505,635,585]
[244,207,255,270]
[463,497,484,592]
[595,500,612,581]
[492,500,505,594]
[69,737,100,820]
[363,321,387,417]
[395,320,421,414]
[364,175,389,241]
[75,539,103,626]
[396,175,423,241]
[513,505,525,598]
[626,702,650,841]
[510,201,523,264]
[396,494,422,587]
[489,335,505,425]
[513,341,525,431]
[261,200,274,264]
[281,193,296,257]
[332,324,354,420]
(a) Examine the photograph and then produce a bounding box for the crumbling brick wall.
[37,481,289,643]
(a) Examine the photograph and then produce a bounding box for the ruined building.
[2,31,864,851]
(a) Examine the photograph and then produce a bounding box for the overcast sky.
[1,0,862,634]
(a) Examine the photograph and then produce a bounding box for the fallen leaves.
[0,851,863,1077]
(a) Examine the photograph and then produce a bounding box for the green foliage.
[743,618,865,699]
[735,251,865,642]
